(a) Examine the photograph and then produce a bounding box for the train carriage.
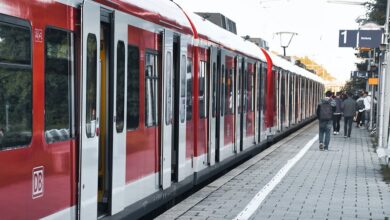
[0,0,323,219]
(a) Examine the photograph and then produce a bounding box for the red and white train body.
[0,0,323,219]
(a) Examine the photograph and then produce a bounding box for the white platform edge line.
[233,134,319,220]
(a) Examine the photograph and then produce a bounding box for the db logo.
[32,166,44,199]
[34,29,43,43]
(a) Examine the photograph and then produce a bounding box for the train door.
[80,2,128,217]
[176,34,190,182]
[281,71,286,130]
[218,51,225,161]
[241,59,248,149]
[79,1,100,219]
[160,30,186,187]
[234,56,243,152]
[161,29,173,189]
[207,46,218,165]
[224,55,235,155]
[287,72,294,127]
[110,10,127,215]
[97,9,127,217]
[255,62,261,144]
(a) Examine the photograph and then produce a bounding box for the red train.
[0,0,323,219]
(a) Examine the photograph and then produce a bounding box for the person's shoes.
[348,136,350,138]
[336,132,339,135]
[319,143,324,150]
[344,135,347,138]
[333,131,337,135]
[324,148,329,151]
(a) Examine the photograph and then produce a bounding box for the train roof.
[65,0,323,84]
[269,53,324,83]
[185,11,266,62]
[57,0,193,33]
[115,0,192,29]
[181,7,323,84]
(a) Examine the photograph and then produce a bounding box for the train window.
[0,22,31,65]
[44,27,74,143]
[262,66,267,113]
[248,68,254,112]
[248,69,251,112]
[199,61,207,119]
[116,41,125,133]
[225,66,233,115]
[243,68,248,113]
[237,62,242,114]
[127,45,140,130]
[257,64,261,112]
[145,52,159,127]
[165,52,172,125]
[0,19,32,150]
[221,64,225,116]
[186,58,193,121]
[212,62,217,117]
[86,34,97,138]
[180,55,186,123]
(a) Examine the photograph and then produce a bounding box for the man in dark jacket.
[316,91,336,151]
[341,92,356,138]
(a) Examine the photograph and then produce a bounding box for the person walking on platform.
[363,91,371,128]
[316,91,336,151]
[342,92,356,138]
[332,92,342,135]
[356,93,365,128]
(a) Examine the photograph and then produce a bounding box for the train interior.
[172,35,180,183]
[98,10,113,217]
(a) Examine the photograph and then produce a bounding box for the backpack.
[357,99,364,110]
[319,101,333,120]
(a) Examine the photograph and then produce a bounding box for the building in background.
[195,12,237,34]
[325,80,345,93]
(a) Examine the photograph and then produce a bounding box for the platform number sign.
[32,166,44,199]
[339,29,383,48]
[339,30,358,47]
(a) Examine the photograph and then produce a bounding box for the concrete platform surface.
[156,121,390,220]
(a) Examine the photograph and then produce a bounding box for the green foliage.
[341,78,366,95]
[365,0,387,25]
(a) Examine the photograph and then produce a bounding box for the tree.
[365,0,387,25]
[341,78,366,97]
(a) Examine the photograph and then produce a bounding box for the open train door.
[207,46,218,165]
[79,0,101,219]
[110,10,127,215]
[160,29,174,189]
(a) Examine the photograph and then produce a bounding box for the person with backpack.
[316,91,336,151]
[363,90,371,128]
[341,92,357,138]
[356,93,365,128]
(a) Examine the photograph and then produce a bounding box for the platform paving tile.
[156,121,390,220]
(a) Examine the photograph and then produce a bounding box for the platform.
[156,121,390,219]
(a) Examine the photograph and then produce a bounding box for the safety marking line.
[233,134,319,220]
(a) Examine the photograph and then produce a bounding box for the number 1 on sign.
[341,30,347,44]
[356,31,360,48]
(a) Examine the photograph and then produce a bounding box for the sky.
[174,0,367,82]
